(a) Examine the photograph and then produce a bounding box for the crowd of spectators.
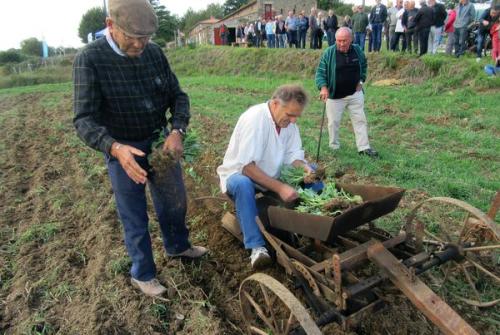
[217,0,500,68]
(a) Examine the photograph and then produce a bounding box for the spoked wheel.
[404,197,500,307]
[239,273,321,335]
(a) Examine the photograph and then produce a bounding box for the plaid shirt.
[73,38,189,153]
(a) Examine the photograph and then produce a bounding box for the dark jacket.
[324,15,338,31]
[479,9,499,33]
[370,4,388,24]
[405,8,419,29]
[73,38,189,153]
[315,44,367,99]
[415,4,434,31]
[432,3,447,27]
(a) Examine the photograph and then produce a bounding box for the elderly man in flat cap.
[73,0,207,297]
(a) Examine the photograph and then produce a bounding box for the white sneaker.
[250,247,272,269]
[131,278,167,297]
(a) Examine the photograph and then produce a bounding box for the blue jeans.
[106,136,190,281]
[354,32,366,51]
[226,173,265,249]
[276,34,285,48]
[371,23,383,51]
[327,30,336,46]
[476,32,486,57]
[267,34,275,48]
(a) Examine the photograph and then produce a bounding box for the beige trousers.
[325,90,370,152]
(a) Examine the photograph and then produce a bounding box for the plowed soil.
[0,91,489,334]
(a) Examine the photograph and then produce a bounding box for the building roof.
[220,0,258,21]
[198,17,220,25]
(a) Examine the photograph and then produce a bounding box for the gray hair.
[271,85,309,107]
[335,27,353,39]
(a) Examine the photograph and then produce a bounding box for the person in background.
[73,0,207,298]
[453,0,475,57]
[219,23,228,45]
[254,17,264,48]
[415,0,434,55]
[285,11,299,48]
[265,18,276,48]
[236,24,245,43]
[315,27,379,158]
[217,85,313,269]
[317,11,325,49]
[325,9,339,46]
[391,0,407,51]
[343,15,353,29]
[388,0,399,49]
[490,8,500,64]
[310,7,320,49]
[298,12,309,49]
[353,5,369,51]
[404,0,419,53]
[370,0,388,51]
[276,15,287,48]
[477,6,499,61]
[444,4,457,55]
[428,0,447,54]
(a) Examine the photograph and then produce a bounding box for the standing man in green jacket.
[352,5,369,51]
[315,27,378,158]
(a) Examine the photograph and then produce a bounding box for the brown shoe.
[167,246,208,258]
[131,278,167,297]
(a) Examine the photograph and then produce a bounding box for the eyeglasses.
[115,25,151,43]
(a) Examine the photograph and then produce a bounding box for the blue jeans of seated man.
[106,136,191,281]
[226,173,265,249]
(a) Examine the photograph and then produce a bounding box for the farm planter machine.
[221,184,500,335]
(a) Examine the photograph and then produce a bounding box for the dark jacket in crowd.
[276,20,286,34]
[309,15,319,30]
[432,3,447,28]
[324,15,339,32]
[415,4,434,31]
[370,4,388,24]
[479,9,500,33]
[405,8,419,29]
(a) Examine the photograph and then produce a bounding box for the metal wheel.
[239,273,322,335]
[404,197,499,307]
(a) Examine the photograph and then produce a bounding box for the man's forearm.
[242,163,284,194]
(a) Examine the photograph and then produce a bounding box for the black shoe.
[358,148,379,158]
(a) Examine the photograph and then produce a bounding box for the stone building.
[188,16,220,45]
[190,0,317,45]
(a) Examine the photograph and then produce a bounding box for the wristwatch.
[171,128,186,138]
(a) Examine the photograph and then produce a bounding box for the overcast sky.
[0,0,374,51]
[0,0,227,51]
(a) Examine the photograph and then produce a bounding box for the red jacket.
[445,9,456,33]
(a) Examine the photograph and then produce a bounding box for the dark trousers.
[372,23,383,51]
[354,32,366,51]
[298,30,307,48]
[311,28,322,49]
[454,27,467,57]
[405,29,419,53]
[391,32,406,51]
[287,30,298,48]
[419,27,431,55]
[106,136,190,281]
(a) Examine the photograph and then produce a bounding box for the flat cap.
[109,0,158,37]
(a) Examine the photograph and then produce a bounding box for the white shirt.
[395,8,405,32]
[217,102,305,193]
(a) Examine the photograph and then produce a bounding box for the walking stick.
[315,102,327,164]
